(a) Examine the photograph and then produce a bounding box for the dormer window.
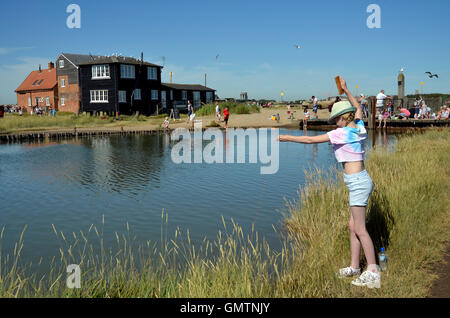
[92,64,110,79]
[59,60,64,68]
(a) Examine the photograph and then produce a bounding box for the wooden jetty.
[300,119,449,131]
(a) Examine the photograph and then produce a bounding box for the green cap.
[328,101,357,124]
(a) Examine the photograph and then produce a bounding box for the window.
[120,65,135,79]
[28,97,31,106]
[61,97,65,106]
[170,90,173,100]
[90,90,109,103]
[206,92,213,102]
[61,78,66,87]
[37,79,44,86]
[92,65,110,79]
[133,89,141,100]
[182,90,187,100]
[46,97,50,106]
[118,91,127,103]
[59,60,64,68]
[147,67,158,80]
[32,80,39,86]
[151,90,158,100]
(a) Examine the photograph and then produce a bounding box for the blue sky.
[0,0,449,103]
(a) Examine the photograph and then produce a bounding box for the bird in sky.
[294,45,301,49]
[425,72,438,78]
[216,54,219,60]
[400,67,405,72]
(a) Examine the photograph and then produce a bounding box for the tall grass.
[0,129,448,297]
[196,102,260,117]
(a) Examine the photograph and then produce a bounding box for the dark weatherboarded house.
[56,53,163,115]
[161,83,215,110]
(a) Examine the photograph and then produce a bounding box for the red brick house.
[15,62,58,113]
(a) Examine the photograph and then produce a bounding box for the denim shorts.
[343,170,374,207]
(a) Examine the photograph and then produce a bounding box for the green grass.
[196,102,260,117]
[0,129,449,297]
[0,112,170,133]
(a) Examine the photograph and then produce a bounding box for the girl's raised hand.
[339,77,348,92]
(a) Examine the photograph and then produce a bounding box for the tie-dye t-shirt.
[327,119,367,163]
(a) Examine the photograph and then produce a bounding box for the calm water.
[0,129,396,264]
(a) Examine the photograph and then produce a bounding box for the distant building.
[240,92,248,101]
[15,62,57,112]
[161,83,215,110]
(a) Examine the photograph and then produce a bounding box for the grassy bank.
[0,129,449,297]
[196,102,260,117]
[0,112,175,134]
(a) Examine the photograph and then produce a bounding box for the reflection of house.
[15,62,57,112]
[161,83,215,110]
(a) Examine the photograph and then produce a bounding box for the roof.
[60,53,162,68]
[15,68,57,92]
[162,83,215,91]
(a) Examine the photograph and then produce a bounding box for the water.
[0,129,397,265]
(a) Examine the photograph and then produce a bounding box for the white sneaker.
[337,266,361,278]
[351,270,381,288]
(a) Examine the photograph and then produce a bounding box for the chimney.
[48,62,55,69]
[39,64,42,73]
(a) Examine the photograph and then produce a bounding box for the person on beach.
[223,106,230,129]
[436,107,449,120]
[187,100,193,122]
[311,96,319,118]
[215,102,221,121]
[278,77,381,289]
[163,117,170,130]
[359,94,368,118]
[303,106,310,129]
[414,97,421,119]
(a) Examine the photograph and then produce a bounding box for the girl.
[279,77,381,288]
[378,107,390,129]
[223,106,230,129]
[303,106,310,129]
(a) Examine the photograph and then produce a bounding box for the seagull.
[400,67,405,73]
[425,72,439,78]
[294,45,301,49]
[216,54,219,60]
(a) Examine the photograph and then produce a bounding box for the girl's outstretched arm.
[278,134,330,144]
[340,77,363,120]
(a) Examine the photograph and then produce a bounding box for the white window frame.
[46,96,50,106]
[147,67,158,80]
[92,64,111,79]
[61,78,66,87]
[133,89,141,100]
[59,60,64,68]
[61,97,65,106]
[118,90,127,103]
[28,97,31,106]
[181,90,187,100]
[151,90,158,100]
[90,90,109,103]
[120,64,135,79]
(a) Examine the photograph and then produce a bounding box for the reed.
[0,129,448,297]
